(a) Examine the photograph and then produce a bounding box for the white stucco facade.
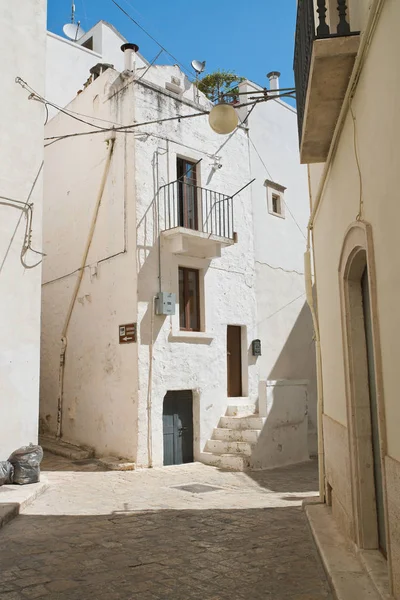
[0,1,46,458]
[45,21,147,117]
[41,23,315,468]
[240,79,317,456]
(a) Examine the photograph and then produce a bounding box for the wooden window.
[272,193,281,215]
[177,157,198,230]
[179,267,200,331]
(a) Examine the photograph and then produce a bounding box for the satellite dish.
[63,22,85,41]
[191,60,206,75]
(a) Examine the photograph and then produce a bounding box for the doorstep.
[304,500,393,600]
[0,476,49,530]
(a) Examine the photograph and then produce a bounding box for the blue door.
[163,391,194,466]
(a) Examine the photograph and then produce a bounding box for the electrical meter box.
[155,292,176,315]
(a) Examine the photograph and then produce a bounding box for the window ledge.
[168,331,214,344]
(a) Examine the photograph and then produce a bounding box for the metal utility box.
[252,339,262,356]
[155,292,176,315]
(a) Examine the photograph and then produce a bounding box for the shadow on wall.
[249,300,317,469]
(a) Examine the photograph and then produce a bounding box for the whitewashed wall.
[133,73,258,467]
[0,0,46,458]
[240,80,317,456]
[41,64,258,463]
[41,70,139,459]
[46,21,147,116]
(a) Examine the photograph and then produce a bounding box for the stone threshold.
[0,477,49,530]
[40,436,135,471]
[304,500,393,600]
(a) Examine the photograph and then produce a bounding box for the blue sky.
[48,0,297,93]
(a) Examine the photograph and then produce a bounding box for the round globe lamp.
[209,103,239,134]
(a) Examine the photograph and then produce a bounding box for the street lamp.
[209,103,239,134]
[209,87,296,135]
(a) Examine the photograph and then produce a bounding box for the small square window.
[265,179,286,219]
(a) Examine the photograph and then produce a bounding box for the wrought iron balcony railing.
[159,180,235,241]
[294,0,357,143]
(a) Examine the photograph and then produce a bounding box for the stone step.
[40,436,94,461]
[212,427,261,443]
[219,415,266,430]
[225,404,257,417]
[200,452,250,471]
[205,439,253,456]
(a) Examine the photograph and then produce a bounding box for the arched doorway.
[339,222,388,555]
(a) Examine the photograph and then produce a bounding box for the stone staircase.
[201,403,265,471]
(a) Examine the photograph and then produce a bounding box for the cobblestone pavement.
[0,456,333,600]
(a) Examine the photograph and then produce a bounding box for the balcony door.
[177,157,198,230]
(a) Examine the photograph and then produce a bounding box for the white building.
[0,1,46,459]
[40,22,314,469]
[240,77,317,459]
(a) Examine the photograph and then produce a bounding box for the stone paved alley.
[0,456,333,599]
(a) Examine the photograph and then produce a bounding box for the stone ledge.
[98,456,136,471]
[0,477,49,530]
[304,501,393,600]
[40,436,94,460]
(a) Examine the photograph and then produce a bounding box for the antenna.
[63,1,85,41]
[191,60,206,103]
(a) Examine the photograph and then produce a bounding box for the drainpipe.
[56,134,116,438]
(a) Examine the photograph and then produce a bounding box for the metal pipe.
[56,135,115,438]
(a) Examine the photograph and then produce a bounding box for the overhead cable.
[111,0,194,79]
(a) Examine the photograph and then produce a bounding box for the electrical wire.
[0,161,45,275]
[108,48,164,101]
[350,102,363,221]
[248,135,307,241]
[111,0,194,80]
[16,77,109,132]
[44,110,210,146]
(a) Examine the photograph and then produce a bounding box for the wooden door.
[227,325,242,397]
[177,157,198,230]
[163,391,194,466]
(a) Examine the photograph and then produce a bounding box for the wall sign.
[119,323,137,344]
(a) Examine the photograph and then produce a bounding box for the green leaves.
[196,70,245,102]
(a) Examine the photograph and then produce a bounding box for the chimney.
[121,43,139,74]
[267,71,281,95]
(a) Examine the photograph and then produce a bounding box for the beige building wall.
[309,0,400,594]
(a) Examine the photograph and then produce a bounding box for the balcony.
[159,180,235,259]
[294,0,360,164]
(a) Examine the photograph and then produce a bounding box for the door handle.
[178,426,188,437]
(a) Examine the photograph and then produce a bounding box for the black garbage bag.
[8,444,43,485]
[0,461,14,486]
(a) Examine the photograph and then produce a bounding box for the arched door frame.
[338,221,389,554]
